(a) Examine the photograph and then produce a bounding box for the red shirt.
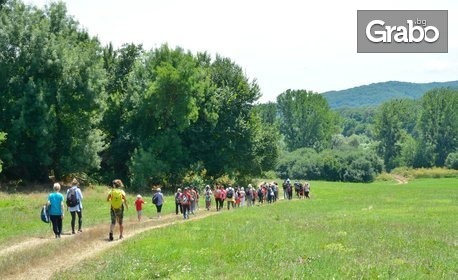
[135,198,145,211]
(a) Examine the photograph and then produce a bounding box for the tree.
[277,89,338,151]
[0,1,107,181]
[0,132,6,173]
[417,88,458,167]
[126,45,203,188]
[100,43,143,183]
[374,100,405,171]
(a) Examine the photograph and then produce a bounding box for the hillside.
[322,81,458,109]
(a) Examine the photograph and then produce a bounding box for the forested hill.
[322,81,458,109]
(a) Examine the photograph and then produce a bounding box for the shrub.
[445,152,458,170]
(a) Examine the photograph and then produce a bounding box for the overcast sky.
[27,0,458,103]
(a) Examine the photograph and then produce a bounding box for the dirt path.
[393,174,408,184]
[3,210,218,280]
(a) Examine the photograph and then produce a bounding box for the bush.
[275,147,383,182]
[445,152,458,170]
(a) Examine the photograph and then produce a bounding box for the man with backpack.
[66,178,84,234]
[152,187,164,219]
[107,179,128,241]
[226,185,235,210]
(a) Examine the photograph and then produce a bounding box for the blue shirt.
[48,192,64,215]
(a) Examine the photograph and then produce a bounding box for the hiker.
[66,178,83,234]
[214,185,222,211]
[220,185,226,210]
[181,187,192,219]
[239,186,246,207]
[245,184,253,207]
[190,186,198,214]
[47,183,65,238]
[135,194,146,221]
[174,188,183,215]
[204,185,212,211]
[152,188,164,219]
[107,179,128,241]
[304,182,311,199]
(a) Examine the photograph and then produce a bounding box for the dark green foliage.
[0,1,107,181]
[337,107,377,137]
[323,80,458,109]
[374,99,419,171]
[417,88,458,167]
[277,89,339,152]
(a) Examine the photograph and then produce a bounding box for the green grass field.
[1,178,457,279]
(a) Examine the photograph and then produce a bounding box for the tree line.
[1,1,456,190]
[0,1,278,190]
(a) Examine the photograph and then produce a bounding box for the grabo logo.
[366,19,439,43]
[357,10,448,53]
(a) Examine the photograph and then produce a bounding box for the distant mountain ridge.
[322,81,458,109]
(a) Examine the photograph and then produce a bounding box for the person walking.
[47,183,64,238]
[152,188,164,219]
[226,185,235,210]
[181,187,192,219]
[304,182,311,199]
[135,194,146,221]
[204,185,212,211]
[107,179,128,241]
[214,185,222,211]
[190,186,198,214]
[174,188,183,215]
[66,178,83,234]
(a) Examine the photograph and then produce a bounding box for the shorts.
[111,207,124,225]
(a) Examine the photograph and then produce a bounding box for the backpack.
[41,205,50,223]
[226,188,234,198]
[205,191,211,202]
[152,193,159,205]
[181,193,189,204]
[175,193,181,203]
[110,189,124,209]
[66,188,79,207]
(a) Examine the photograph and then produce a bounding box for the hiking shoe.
[119,235,123,239]
[109,232,113,241]
[78,229,82,233]
[72,231,75,234]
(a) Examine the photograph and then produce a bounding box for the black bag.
[226,189,234,198]
[66,188,79,207]
[152,194,159,205]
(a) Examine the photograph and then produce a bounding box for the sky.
[27,0,458,103]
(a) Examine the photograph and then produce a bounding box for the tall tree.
[100,43,143,182]
[277,89,338,151]
[417,88,458,167]
[0,1,107,181]
[374,99,417,171]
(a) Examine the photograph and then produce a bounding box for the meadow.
[1,178,457,279]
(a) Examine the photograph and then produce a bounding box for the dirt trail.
[393,174,408,184]
[3,210,218,280]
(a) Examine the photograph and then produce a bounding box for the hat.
[137,194,142,199]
